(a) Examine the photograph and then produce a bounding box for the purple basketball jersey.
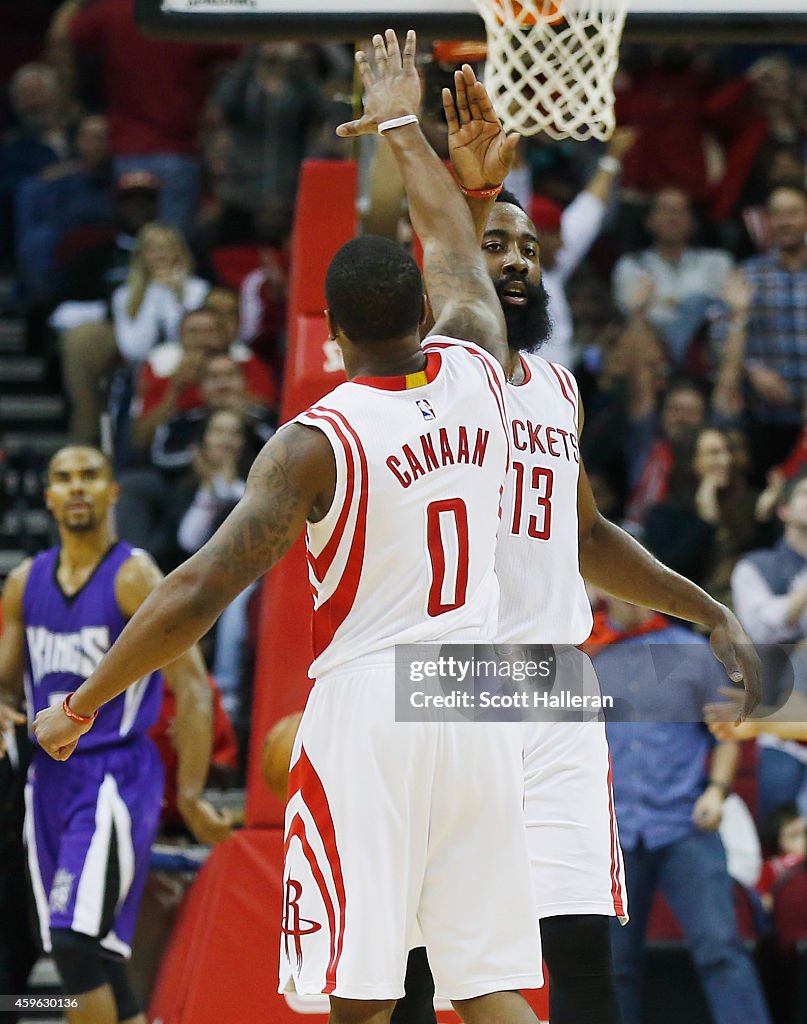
[22,541,162,750]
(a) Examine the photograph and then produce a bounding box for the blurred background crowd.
[3,2,807,1020]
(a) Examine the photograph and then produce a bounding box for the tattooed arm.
[336,30,508,368]
[33,425,334,759]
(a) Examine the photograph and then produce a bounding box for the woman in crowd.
[643,425,762,603]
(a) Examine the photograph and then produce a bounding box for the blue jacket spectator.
[15,114,113,302]
[0,63,69,268]
[592,599,771,1024]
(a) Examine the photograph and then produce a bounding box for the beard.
[495,275,553,353]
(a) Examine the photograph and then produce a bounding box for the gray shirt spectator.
[613,188,733,367]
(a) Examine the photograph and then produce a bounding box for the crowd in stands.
[3,3,807,1017]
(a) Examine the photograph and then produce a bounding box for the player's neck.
[506,351,524,384]
[343,337,426,380]
[654,240,687,262]
[57,527,116,576]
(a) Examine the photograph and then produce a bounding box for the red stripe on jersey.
[307,406,369,658]
[303,406,358,584]
[548,361,577,416]
[556,364,579,428]
[288,746,348,991]
[606,753,626,918]
[427,340,510,471]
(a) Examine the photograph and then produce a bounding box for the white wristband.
[378,114,419,134]
[598,155,621,174]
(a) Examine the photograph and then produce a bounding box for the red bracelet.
[62,692,98,726]
[459,183,504,199]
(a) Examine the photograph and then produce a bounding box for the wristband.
[62,692,98,726]
[459,183,504,200]
[598,155,621,174]
[378,114,419,134]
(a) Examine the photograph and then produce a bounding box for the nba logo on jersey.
[416,399,436,421]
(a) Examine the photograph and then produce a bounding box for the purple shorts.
[24,736,163,959]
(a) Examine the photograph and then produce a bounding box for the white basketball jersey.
[496,354,593,644]
[294,337,509,678]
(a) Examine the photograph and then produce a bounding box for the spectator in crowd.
[624,377,707,525]
[203,42,327,246]
[48,0,238,237]
[117,353,274,564]
[61,219,209,444]
[612,187,734,369]
[643,426,761,603]
[151,352,275,476]
[713,185,807,479]
[589,595,772,1024]
[518,126,636,367]
[708,54,806,225]
[15,113,112,303]
[734,143,806,255]
[238,246,288,378]
[130,306,277,453]
[756,802,806,911]
[0,62,70,266]
[732,473,807,820]
[615,46,717,217]
[175,410,255,722]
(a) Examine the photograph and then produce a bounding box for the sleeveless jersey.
[496,354,593,644]
[294,337,510,678]
[22,541,162,750]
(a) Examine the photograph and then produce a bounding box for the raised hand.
[443,64,520,190]
[336,29,421,138]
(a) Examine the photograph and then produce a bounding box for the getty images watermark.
[395,644,612,722]
[395,642,807,725]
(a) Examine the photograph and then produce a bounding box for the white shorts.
[279,652,543,1001]
[523,647,628,923]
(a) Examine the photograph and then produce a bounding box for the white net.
[471,0,629,141]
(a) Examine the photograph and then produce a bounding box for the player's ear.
[325,309,338,341]
[419,294,428,327]
[108,481,121,506]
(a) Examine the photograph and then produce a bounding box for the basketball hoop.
[471,0,630,141]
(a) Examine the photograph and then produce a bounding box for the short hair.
[495,188,525,210]
[47,445,113,480]
[180,307,219,332]
[325,236,424,344]
[766,182,807,207]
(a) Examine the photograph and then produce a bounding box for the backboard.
[136,0,807,42]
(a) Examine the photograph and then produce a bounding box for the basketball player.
[431,66,760,1024]
[33,32,543,1024]
[0,445,230,1024]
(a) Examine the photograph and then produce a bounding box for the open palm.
[444,65,520,190]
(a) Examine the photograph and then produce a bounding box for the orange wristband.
[62,692,98,725]
[459,183,504,199]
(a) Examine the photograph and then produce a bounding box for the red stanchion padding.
[247,160,356,827]
[148,828,547,1023]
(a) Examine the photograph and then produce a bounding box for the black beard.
[495,276,553,353]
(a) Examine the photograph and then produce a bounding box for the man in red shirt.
[132,306,277,451]
[48,0,238,236]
